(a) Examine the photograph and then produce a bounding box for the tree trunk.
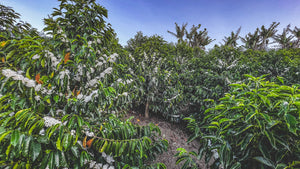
[145,100,149,119]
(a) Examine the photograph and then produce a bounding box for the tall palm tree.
[167,22,188,43]
[241,28,261,50]
[186,24,201,46]
[273,25,294,49]
[259,22,280,50]
[223,26,241,47]
[288,26,300,48]
[195,29,215,49]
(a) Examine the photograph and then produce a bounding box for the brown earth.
[125,112,209,169]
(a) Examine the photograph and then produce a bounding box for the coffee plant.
[182,75,300,169]
[0,0,168,168]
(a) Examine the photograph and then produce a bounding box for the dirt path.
[125,112,208,168]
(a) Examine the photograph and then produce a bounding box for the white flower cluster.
[108,53,118,63]
[59,69,70,80]
[100,67,113,78]
[45,50,61,69]
[129,54,135,62]
[43,116,62,127]
[2,69,36,87]
[70,130,76,136]
[32,54,40,60]
[82,90,98,103]
[85,130,94,137]
[9,112,15,117]
[95,57,106,67]
[87,41,93,48]
[102,152,115,164]
[34,95,41,101]
[86,161,114,169]
[216,59,238,70]
[35,83,55,96]
[115,78,134,85]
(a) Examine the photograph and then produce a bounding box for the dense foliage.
[1,0,300,168]
[0,0,168,168]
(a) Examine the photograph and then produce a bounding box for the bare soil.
[125,112,209,169]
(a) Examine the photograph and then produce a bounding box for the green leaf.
[253,156,275,168]
[284,113,297,134]
[56,137,62,151]
[0,130,12,142]
[41,59,45,67]
[230,162,241,169]
[10,130,20,146]
[54,151,60,168]
[53,95,59,103]
[31,141,41,161]
[23,136,32,157]
[63,134,71,150]
[100,140,108,152]
[26,68,31,79]
[275,163,287,169]
[6,50,15,60]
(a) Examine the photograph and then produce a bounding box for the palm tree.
[241,28,261,50]
[195,29,215,49]
[167,22,188,43]
[223,26,241,47]
[288,26,300,48]
[186,24,201,46]
[259,22,280,50]
[273,25,294,49]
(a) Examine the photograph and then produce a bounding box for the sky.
[2,0,300,48]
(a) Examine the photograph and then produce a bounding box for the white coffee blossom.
[87,79,98,88]
[102,164,109,169]
[77,93,83,99]
[12,74,23,81]
[39,128,45,136]
[9,112,15,117]
[23,78,36,88]
[43,116,62,127]
[45,50,61,68]
[70,130,76,136]
[96,61,103,67]
[125,79,133,84]
[108,53,118,63]
[88,41,93,47]
[34,95,41,101]
[35,84,42,91]
[57,28,63,34]
[85,131,94,137]
[59,70,70,80]
[32,54,40,60]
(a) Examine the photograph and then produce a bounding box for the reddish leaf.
[86,138,94,149]
[64,52,70,64]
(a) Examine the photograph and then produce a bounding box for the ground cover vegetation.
[0,0,300,168]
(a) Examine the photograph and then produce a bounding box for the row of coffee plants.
[0,0,168,168]
[178,75,300,168]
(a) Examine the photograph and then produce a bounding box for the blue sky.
[2,0,300,48]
